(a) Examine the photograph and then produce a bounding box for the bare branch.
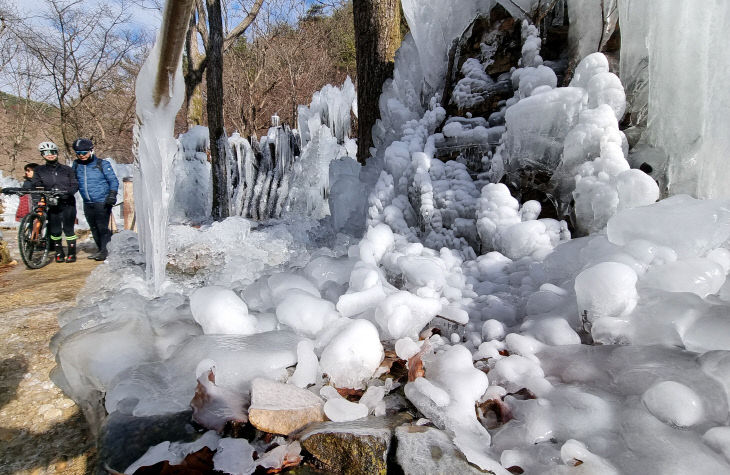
[223,0,264,51]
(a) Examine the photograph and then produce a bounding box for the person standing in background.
[72,138,119,261]
[15,162,39,222]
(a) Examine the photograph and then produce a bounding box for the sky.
[12,0,163,35]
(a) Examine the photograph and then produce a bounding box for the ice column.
[133,1,190,294]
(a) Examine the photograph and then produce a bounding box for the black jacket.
[30,161,79,204]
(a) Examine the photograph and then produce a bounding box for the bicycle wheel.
[18,213,51,269]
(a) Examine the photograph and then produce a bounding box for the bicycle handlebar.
[0,187,64,197]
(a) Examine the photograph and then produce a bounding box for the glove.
[104,192,117,207]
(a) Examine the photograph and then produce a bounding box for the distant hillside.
[0,91,60,179]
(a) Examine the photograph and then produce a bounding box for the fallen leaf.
[477,398,513,429]
[407,341,431,382]
[336,387,365,400]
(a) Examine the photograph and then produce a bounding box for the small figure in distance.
[30,141,79,263]
[72,138,119,262]
[15,162,39,222]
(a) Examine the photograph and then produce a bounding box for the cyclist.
[30,141,79,263]
[72,138,118,261]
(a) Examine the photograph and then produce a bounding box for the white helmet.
[38,141,59,154]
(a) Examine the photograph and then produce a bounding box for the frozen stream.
[45,0,730,473]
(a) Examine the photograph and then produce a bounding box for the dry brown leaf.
[336,386,365,400]
[477,398,513,429]
[407,341,431,382]
[407,353,425,381]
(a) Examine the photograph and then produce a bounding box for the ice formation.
[52,1,730,474]
[132,15,186,293]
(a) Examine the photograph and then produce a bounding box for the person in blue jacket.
[72,138,119,261]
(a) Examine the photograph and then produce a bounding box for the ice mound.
[191,286,257,335]
[452,58,494,109]
[574,261,638,322]
[405,343,503,473]
[105,331,299,417]
[477,183,568,259]
[319,319,384,389]
[642,380,704,428]
[276,290,340,338]
[166,216,314,288]
[607,195,730,258]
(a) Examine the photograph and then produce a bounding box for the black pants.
[47,203,76,239]
[84,202,112,253]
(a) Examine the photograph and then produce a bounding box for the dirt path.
[0,229,100,475]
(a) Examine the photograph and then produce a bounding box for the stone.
[395,425,487,474]
[248,378,325,435]
[299,413,412,475]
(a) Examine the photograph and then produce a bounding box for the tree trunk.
[353,0,401,163]
[206,0,229,220]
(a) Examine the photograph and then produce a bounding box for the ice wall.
[291,79,358,222]
[133,24,186,294]
[568,0,730,199]
[400,0,496,96]
[640,1,730,199]
[171,126,212,224]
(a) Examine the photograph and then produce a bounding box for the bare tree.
[352,0,400,163]
[0,2,58,173]
[223,0,353,137]
[203,0,263,219]
[10,0,142,155]
[184,0,264,125]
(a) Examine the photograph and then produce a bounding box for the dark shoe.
[93,252,107,261]
[66,242,76,263]
[87,252,100,260]
[54,240,64,262]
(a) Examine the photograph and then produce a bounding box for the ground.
[0,229,100,475]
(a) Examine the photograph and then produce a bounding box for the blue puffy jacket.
[73,155,119,204]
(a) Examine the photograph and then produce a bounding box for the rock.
[248,378,325,435]
[395,425,488,474]
[299,414,412,475]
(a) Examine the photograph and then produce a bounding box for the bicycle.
[1,187,63,269]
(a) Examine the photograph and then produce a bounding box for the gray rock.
[395,425,489,474]
[298,413,412,475]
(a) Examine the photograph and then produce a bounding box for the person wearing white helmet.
[30,141,79,263]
